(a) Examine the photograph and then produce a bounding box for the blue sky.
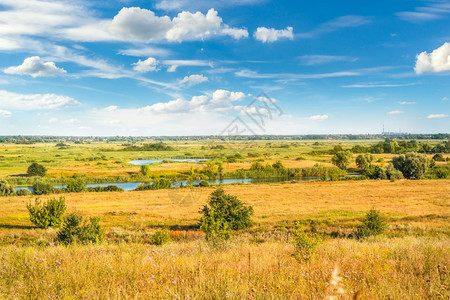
[0,0,449,136]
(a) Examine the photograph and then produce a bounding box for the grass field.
[0,140,449,299]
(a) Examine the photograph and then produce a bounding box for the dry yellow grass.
[1,180,449,231]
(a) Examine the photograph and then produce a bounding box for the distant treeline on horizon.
[0,133,449,144]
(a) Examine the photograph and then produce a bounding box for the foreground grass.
[0,236,448,299]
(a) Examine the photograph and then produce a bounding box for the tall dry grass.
[0,236,448,299]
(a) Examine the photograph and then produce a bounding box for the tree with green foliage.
[27,197,66,229]
[199,188,253,241]
[27,162,47,177]
[356,153,374,170]
[140,165,151,176]
[391,152,428,179]
[0,179,15,197]
[65,179,85,193]
[357,209,386,238]
[432,153,445,162]
[57,213,104,245]
[331,150,353,170]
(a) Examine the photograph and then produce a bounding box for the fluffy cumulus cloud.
[254,26,293,43]
[107,7,248,42]
[0,90,79,110]
[179,74,208,85]
[426,114,448,119]
[307,115,328,120]
[133,57,159,72]
[4,56,66,77]
[415,42,450,74]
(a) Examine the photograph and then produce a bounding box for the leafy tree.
[331,150,353,170]
[65,179,85,193]
[432,153,445,162]
[27,162,47,177]
[356,153,374,170]
[57,213,104,245]
[391,152,428,179]
[140,165,151,176]
[27,197,66,229]
[199,188,253,240]
[16,188,32,196]
[356,209,386,238]
[0,179,15,197]
[32,180,56,195]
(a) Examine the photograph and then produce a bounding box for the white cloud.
[154,0,267,12]
[388,110,403,115]
[0,109,12,117]
[396,3,450,23]
[235,69,359,79]
[254,26,293,43]
[426,114,448,119]
[118,46,172,57]
[297,15,371,39]
[163,60,212,72]
[0,90,79,110]
[399,101,416,105]
[179,74,208,85]
[307,115,328,120]
[443,96,448,101]
[4,56,66,77]
[342,82,415,88]
[133,57,159,72]
[221,27,249,39]
[298,55,358,65]
[415,42,450,74]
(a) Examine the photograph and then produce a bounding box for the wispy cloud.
[399,101,416,105]
[307,114,328,120]
[342,82,416,88]
[298,55,358,65]
[235,69,359,79]
[388,110,403,115]
[118,46,172,58]
[396,2,450,23]
[0,109,12,117]
[297,15,371,38]
[426,114,448,119]
[163,60,213,72]
[154,0,267,12]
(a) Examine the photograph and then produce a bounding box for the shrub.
[135,178,172,191]
[198,180,210,187]
[16,188,32,196]
[65,179,85,193]
[432,153,445,161]
[27,162,47,177]
[140,165,151,176]
[32,180,56,195]
[199,188,253,241]
[293,227,320,262]
[331,151,353,170]
[391,152,428,179]
[26,197,66,229]
[151,228,171,246]
[57,213,104,245]
[356,209,386,238]
[0,179,15,197]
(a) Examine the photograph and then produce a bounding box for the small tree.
[140,165,151,177]
[357,209,386,238]
[391,152,428,179]
[0,179,15,197]
[27,162,47,177]
[432,153,445,162]
[57,213,104,245]
[356,153,374,170]
[199,188,253,241]
[66,179,85,193]
[331,151,353,170]
[27,197,66,229]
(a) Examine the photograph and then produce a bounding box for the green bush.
[199,188,253,241]
[135,178,172,190]
[26,197,66,229]
[293,227,320,262]
[432,153,445,161]
[27,162,47,177]
[356,209,386,238]
[57,213,104,245]
[391,152,428,179]
[65,179,85,193]
[32,180,56,195]
[151,228,171,246]
[198,180,210,187]
[16,188,32,196]
[331,151,353,170]
[0,179,15,197]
